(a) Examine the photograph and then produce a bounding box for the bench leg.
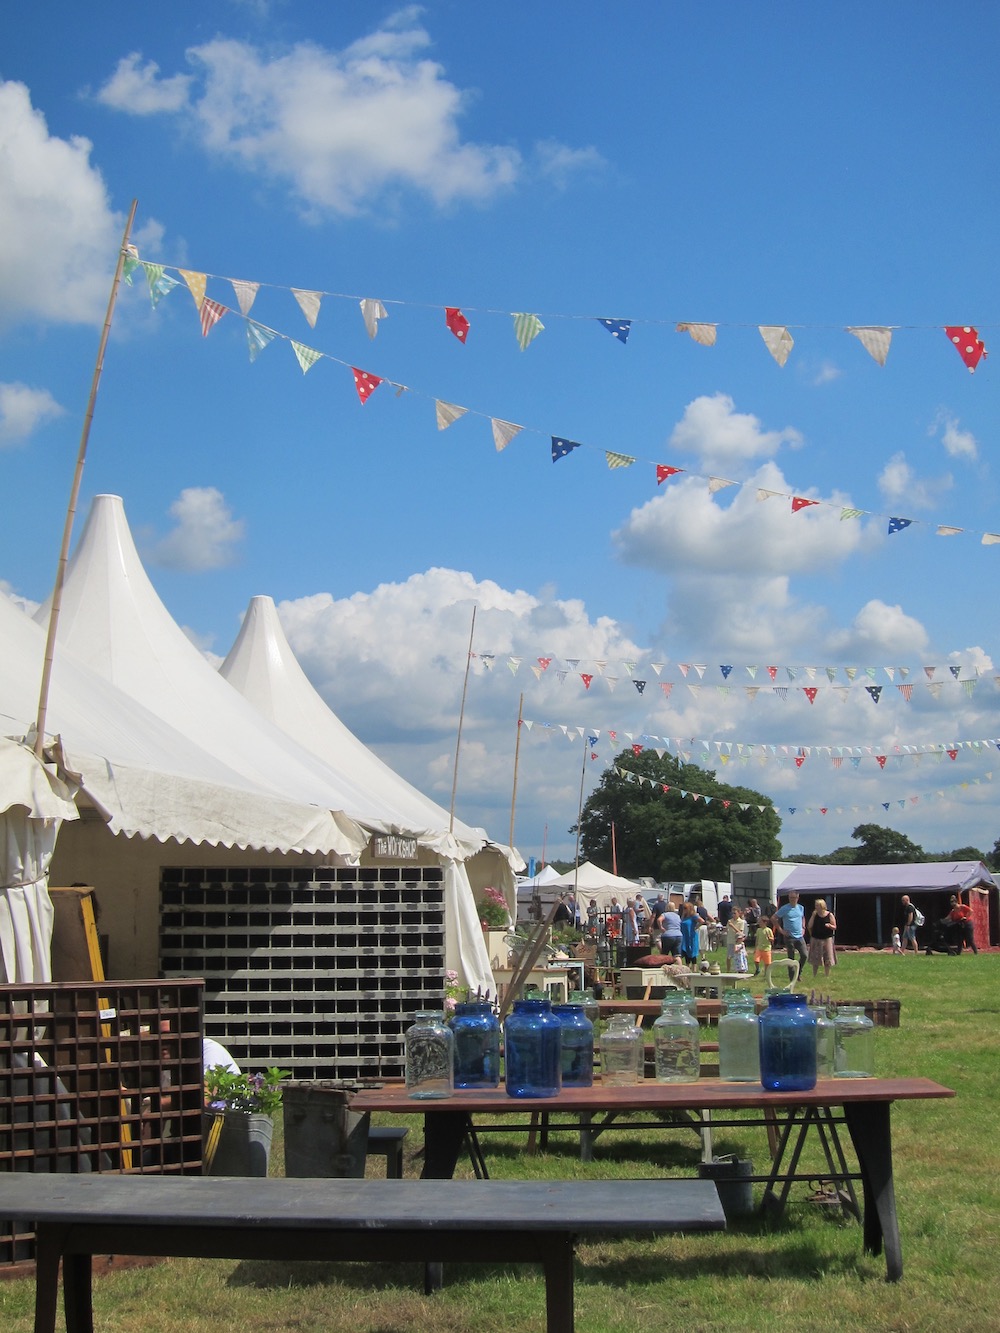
[542,1234,576,1333]
[32,1228,63,1333]
[844,1100,902,1281]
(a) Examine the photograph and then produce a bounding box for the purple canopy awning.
[778,860,997,897]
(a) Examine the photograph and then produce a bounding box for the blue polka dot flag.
[551,437,582,462]
[887,516,913,535]
[598,318,631,343]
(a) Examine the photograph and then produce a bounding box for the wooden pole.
[571,730,590,901]
[448,604,477,833]
[34,199,139,757]
[508,691,524,850]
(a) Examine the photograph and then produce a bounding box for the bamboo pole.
[448,604,477,833]
[34,199,139,757]
[508,691,524,850]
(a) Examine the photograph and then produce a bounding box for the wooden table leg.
[62,1252,94,1333]
[843,1100,902,1281]
[32,1227,62,1333]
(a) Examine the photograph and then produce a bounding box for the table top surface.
[350,1076,954,1116]
[0,1174,726,1235]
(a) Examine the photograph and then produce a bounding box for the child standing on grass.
[891,927,903,954]
[753,919,774,977]
[726,907,748,973]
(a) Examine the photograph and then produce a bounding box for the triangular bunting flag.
[231,279,259,315]
[598,318,631,343]
[445,307,470,343]
[803,687,818,704]
[293,289,322,328]
[351,367,383,402]
[888,516,913,535]
[945,325,987,373]
[492,418,522,451]
[199,298,226,337]
[291,341,322,373]
[982,533,1000,546]
[866,685,883,704]
[840,508,865,521]
[435,400,468,430]
[246,321,275,362]
[676,322,717,346]
[757,488,783,502]
[179,269,207,310]
[759,324,794,367]
[606,450,635,469]
[143,264,179,306]
[656,465,683,484]
[512,312,544,350]
[634,680,646,694]
[898,683,914,702]
[581,674,593,690]
[359,298,388,339]
[791,496,818,512]
[551,437,581,462]
[707,476,737,493]
[937,525,963,536]
[846,326,892,365]
[660,682,673,698]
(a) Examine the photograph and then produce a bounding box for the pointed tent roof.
[219,595,487,860]
[0,591,358,852]
[35,494,451,847]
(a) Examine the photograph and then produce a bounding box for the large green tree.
[849,823,925,864]
[576,748,782,882]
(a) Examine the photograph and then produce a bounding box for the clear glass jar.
[504,998,562,1098]
[758,993,817,1092]
[600,1012,644,1085]
[451,1001,500,1089]
[405,1011,454,1099]
[653,991,700,1083]
[552,1003,594,1087]
[811,1004,836,1078]
[834,1005,875,1078]
[718,990,759,1082]
[569,989,600,1026]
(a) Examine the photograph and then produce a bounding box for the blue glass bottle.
[758,993,817,1092]
[503,997,562,1098]
[451,1001,500,1088]
[552,1002,594,1087]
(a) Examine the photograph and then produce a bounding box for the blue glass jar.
[552,1003,594,1087]
[451,1001,501,1088]
[758,993,817,1092]
[503,997,562,1098]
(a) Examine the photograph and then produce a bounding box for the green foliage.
[204,1065,290,1117]
[576,748,781,881]
[850,823,925,864]
[475,886,511,928]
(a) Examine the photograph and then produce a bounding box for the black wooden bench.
[2,1173,724,1333]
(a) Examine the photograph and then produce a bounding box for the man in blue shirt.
[775,891,807,966]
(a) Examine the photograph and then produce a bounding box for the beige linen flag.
[359,298,388,339]
[759,325,794,366]
[491,418,522,451]
[293,289,323,328]
[435,400,468,430]
[847,326,893,365]
[676,322,718,346]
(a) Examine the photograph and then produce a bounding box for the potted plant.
[477,886,513,967]
[204,1065,290,1177]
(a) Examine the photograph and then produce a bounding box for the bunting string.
[126,256,1000,546]
[520,718,1000,768]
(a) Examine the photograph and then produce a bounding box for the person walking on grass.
[775,891,808,968]
[806,898,837,978]
[900,895,920,954]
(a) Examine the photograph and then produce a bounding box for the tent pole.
[571,731,589,901]
[34,199,139,757]
[508,692,524,850]
[448,604,477,833]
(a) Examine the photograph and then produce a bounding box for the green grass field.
[1,949,996,1332]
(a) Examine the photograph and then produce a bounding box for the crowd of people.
[546,884,982,967]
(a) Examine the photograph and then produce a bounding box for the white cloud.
[0,382,64,447]
[94,53,193,114]
[149,487,245,571]
[810,360,841,386]
[668,394,802,470]
[93,16,596,217]
[940,417,978,462]
[0,580,39,616]
[533,139,606,187]
[877,452,952,510]
[826,600,930,660]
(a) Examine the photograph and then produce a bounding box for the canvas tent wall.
[777,861,998,949]
[546,861,642,914]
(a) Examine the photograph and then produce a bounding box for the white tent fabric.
[547,861,641,912]
[219,595,488,861]
[0,593,361,854]
[778,861,998,897]
[0,738,79,982]
[219,593,503,992]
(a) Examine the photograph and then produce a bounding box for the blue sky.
[2,2,998,865]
